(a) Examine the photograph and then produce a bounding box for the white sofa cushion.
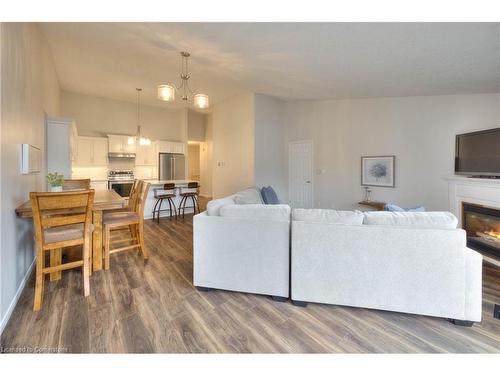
[206,196,235,216]
[234,187,263,204]
[220,204,290,221]
[363,211,458,229]
[293,208,364,225]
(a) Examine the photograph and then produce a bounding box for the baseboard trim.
[0,258,35,335]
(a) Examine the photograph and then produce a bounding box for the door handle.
[305,180,311,183]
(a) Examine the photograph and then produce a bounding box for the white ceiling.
[39,22,500,109]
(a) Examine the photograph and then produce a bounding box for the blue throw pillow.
[384,203,425,212]
[384,203,405,212]
[261,186,279,205]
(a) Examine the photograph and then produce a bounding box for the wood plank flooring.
[2,203,500,353]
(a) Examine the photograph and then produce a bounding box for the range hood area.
[108,152,136,159]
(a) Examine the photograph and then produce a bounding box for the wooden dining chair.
[103,181,150,269]
[106,179,140,213]
[63,179,91,190]
[30,190,95,311]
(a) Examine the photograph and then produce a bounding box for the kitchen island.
[143,180,199,219]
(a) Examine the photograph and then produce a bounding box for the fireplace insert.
[462,202,500,260]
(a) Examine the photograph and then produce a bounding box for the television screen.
[455,128,500,176]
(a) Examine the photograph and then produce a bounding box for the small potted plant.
[47,172,64,192]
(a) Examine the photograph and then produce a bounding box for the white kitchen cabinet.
[108,135,123,153]
[75,137,93,165]
[123,138,137,153]
[90,181,109,191]
[93,138,109,165]
[157,141,186,154]
[172,142,185,154]
[135,143,156,166]
[73,136,109,166]
[46,117,77,178]
[108,134,136,153]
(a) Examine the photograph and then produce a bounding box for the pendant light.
[157,51,209,109]
[131,88,151,146]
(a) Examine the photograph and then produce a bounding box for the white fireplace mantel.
[445,176,500,266]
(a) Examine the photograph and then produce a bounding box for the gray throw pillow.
[261,186,279,205]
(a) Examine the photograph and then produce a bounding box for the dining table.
[15,189,126,277]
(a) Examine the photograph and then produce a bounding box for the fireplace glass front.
[462,202,500,260]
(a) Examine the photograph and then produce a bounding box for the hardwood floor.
[2,204,500,353]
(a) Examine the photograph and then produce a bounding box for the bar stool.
[178,182,199,218]
[152,183,177,222]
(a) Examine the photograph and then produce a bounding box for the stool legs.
[153,197,178,222]
[179,195,199,218]
[152,198,161,221]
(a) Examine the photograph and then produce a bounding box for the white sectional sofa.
[193,188,291,300]
[291,209,483,325]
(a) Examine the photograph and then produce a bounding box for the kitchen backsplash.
[72,164,156,180]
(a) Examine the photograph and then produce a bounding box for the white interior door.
[289,140,313,208]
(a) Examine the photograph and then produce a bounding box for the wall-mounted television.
[455,127,500,177]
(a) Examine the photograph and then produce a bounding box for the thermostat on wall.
[20,144,41,174]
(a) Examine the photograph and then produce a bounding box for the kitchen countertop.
[142,179,198,186]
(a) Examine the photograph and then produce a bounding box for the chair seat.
[103,211,140,225]
[155,193,176,199]
[105,207,133,214]
[44,223,93,244]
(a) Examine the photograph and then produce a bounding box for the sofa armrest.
[464,248,482,322]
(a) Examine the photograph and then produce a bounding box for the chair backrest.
[127,179,141,210]
[135,181,151,219]
[63,179,91,190]
[187,182,198,189]
[30,190,95,247]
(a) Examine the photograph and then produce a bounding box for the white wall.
[254,94,288,201]
[187,143,200,180]
[1,23,60,331]
[187,109,206,142]
[200,114,214,197]
[211,93,255,198]
[61,91,184,141]
[285,93,500,211]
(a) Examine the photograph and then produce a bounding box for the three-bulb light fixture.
[157,51,209,109]
[130,52,209,146]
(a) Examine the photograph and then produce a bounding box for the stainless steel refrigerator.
[158,153,186,180]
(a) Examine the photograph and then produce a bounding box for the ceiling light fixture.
[157,51,209,109]
[130,88,151,146]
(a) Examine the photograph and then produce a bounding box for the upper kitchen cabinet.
[135,142,157,166]
[108,134,136,154]
[46,117,78,178]
[73,136,109,166]
[93,137,109,164]
[157,141,186,154]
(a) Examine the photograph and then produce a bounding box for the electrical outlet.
[494,304,500,319]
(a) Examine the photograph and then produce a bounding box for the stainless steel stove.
[108,170,135,197]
